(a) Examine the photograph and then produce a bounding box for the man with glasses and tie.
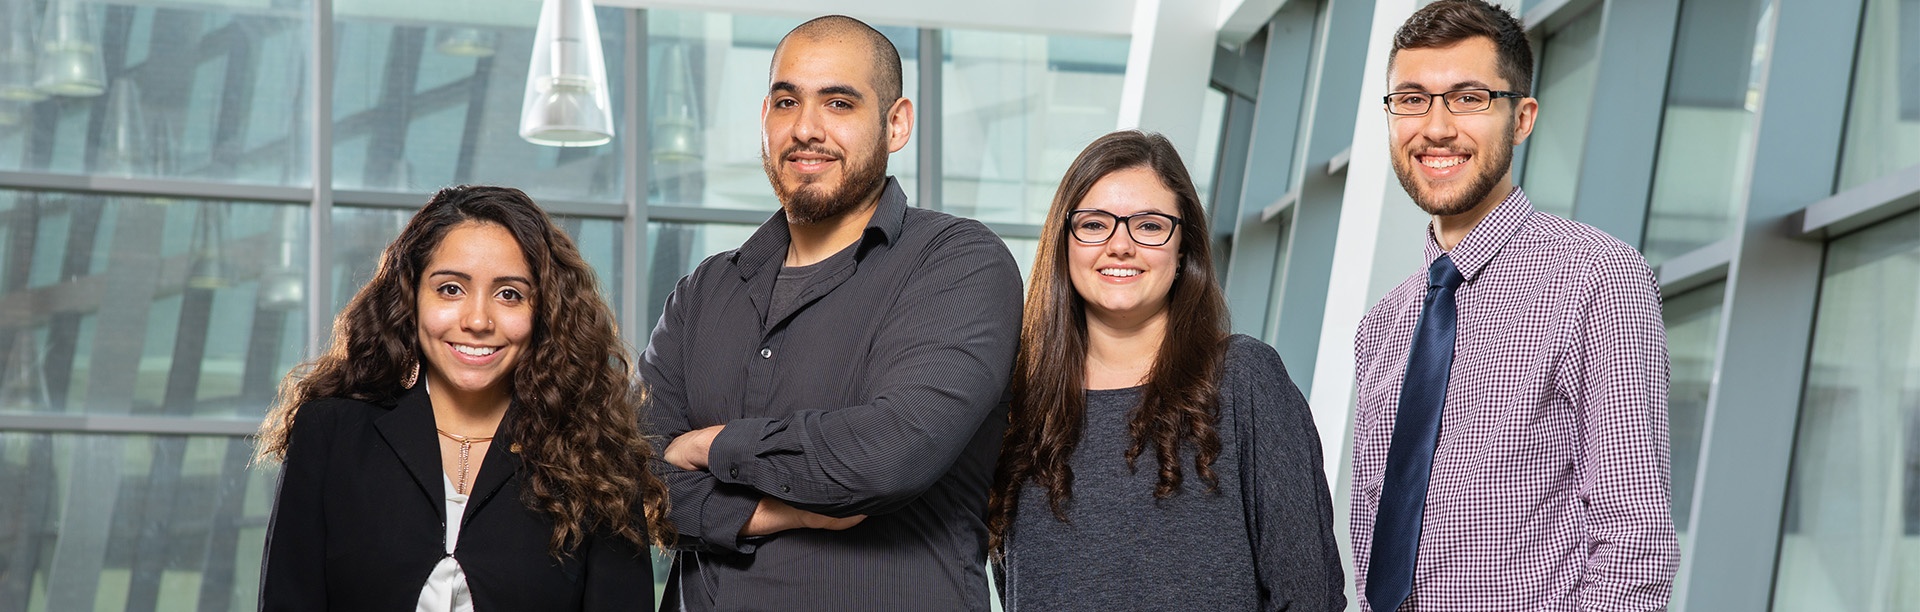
[1349,1,1680,610]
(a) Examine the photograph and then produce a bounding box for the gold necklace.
[435,429,494,495]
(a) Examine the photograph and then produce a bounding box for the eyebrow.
[427,270,534,287]
[769,81,865,101]
[1390,79,1494,92]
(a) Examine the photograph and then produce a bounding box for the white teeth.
[1422,156,1466,169]
[454,345,497,357]
[1099,268,1141,277]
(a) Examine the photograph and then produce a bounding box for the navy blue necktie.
[1366,254,1464,612]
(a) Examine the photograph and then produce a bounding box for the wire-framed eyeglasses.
[1067,209,1183,247]
[1382,88,1526,116]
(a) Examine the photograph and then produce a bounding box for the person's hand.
[662,425,723,470]
[740,497,867,536]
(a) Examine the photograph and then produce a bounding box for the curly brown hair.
[986,131,1230,557]
[254,185,670,553]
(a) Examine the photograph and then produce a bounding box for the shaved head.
[775,15,904,107]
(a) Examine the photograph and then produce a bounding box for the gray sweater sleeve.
[1227,335,1347,611]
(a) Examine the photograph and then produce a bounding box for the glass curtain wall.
[1661,281,1725,549]
[1641,0,1776,264]
[1520,4,1601,218]
[1773,211,1920,611]
[1836,0,1920,191]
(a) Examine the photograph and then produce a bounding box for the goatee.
[763,137,891,225]
[1391,118,1515,217]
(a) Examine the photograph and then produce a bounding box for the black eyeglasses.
[1382,88,1526,116]
[1067,209,1183,247]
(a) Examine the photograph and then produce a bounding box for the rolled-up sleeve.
[705,226,1022,517]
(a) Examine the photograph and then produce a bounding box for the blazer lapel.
[460,406,523,528]
[373,385,445,519]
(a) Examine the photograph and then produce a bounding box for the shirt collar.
[734,176,908,280]
[1423,186,1533,285]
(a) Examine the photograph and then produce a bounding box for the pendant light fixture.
[35,0,105,97]
[97,78,149,175]
[518,0,612,147]
[651,42,701,163]
[0,0,45,101]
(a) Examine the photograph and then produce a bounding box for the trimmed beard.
[1391,114,1515,217]
[762,135,891,225]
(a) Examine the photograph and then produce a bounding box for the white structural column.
[1115,0,1221,161]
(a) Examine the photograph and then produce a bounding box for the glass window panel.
[331,2,627,201]
[0,432,276,611]
[1521,5,1601,218]
[1772,210,1920,610]
[329,205,624,321]
[1642,0,1776,265]
[646,11,918,211]
[943,29,1128,225]
[1194,87,1230,209]
[641,221,756,327]
[1836,0,1920,191]
[1661,280,1725,541]
[0,0,311,185]
[0,191,307,418]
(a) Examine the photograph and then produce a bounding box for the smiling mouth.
[1419,154,1468,169]
[1099,268,1141,278]
[452,344,498,357]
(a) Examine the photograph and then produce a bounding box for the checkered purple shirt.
[1350,188,1680,611]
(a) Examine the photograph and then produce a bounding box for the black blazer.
[259,385,652,611]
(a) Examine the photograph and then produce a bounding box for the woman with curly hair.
[255,185,669,611]
[987,131,1344,610]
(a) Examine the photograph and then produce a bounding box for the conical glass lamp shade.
[519,0,612,147]
[97,78,150,176]
[35,0,105,97]
[188,203,230,289]
[0,0,45,101]
[652,43,702,163]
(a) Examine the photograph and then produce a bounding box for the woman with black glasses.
[987,130,1344,611]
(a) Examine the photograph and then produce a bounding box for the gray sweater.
[998,335,1345,611]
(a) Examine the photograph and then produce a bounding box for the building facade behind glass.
[0,0,1911,610]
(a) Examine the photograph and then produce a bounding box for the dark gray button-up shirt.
[642,178,1023,611]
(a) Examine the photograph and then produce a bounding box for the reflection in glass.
[34,0,105,98]
[1521,5,1601,218]
[0,0,44,102]
[0,432,278,610]
[1772,211,1920,610]
[98,78,152,176]
[0,1,310,184]
[0,191,308,417]
[1642,0,1776,264]
[645,11,918,210]
[332,4,624,199]
[643,221,757,326]
[1662,281,1725,543]
[1837,0,1920,191]
[1193,88,1229,209]
[943,30,1128,225]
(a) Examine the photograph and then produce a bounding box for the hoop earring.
[402,358,420,389]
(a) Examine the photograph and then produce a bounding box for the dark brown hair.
[1391,0,1534,95]
[986,131,1230,557]
[255,185,671,553]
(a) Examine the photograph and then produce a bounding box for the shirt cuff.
[694,484,762,554]
[708,417,774,487]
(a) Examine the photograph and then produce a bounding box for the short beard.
[1391,116,1515,217]
[762,136,891,225]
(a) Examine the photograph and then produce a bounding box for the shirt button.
[781,484,791,493]
[759,347,772,359]
[728,467,738,478]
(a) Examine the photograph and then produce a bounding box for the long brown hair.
[255,185,671,553]
[987,131,1229,556]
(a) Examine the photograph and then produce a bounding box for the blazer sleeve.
[259,402,335,611]
[1233,338,1347,612]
